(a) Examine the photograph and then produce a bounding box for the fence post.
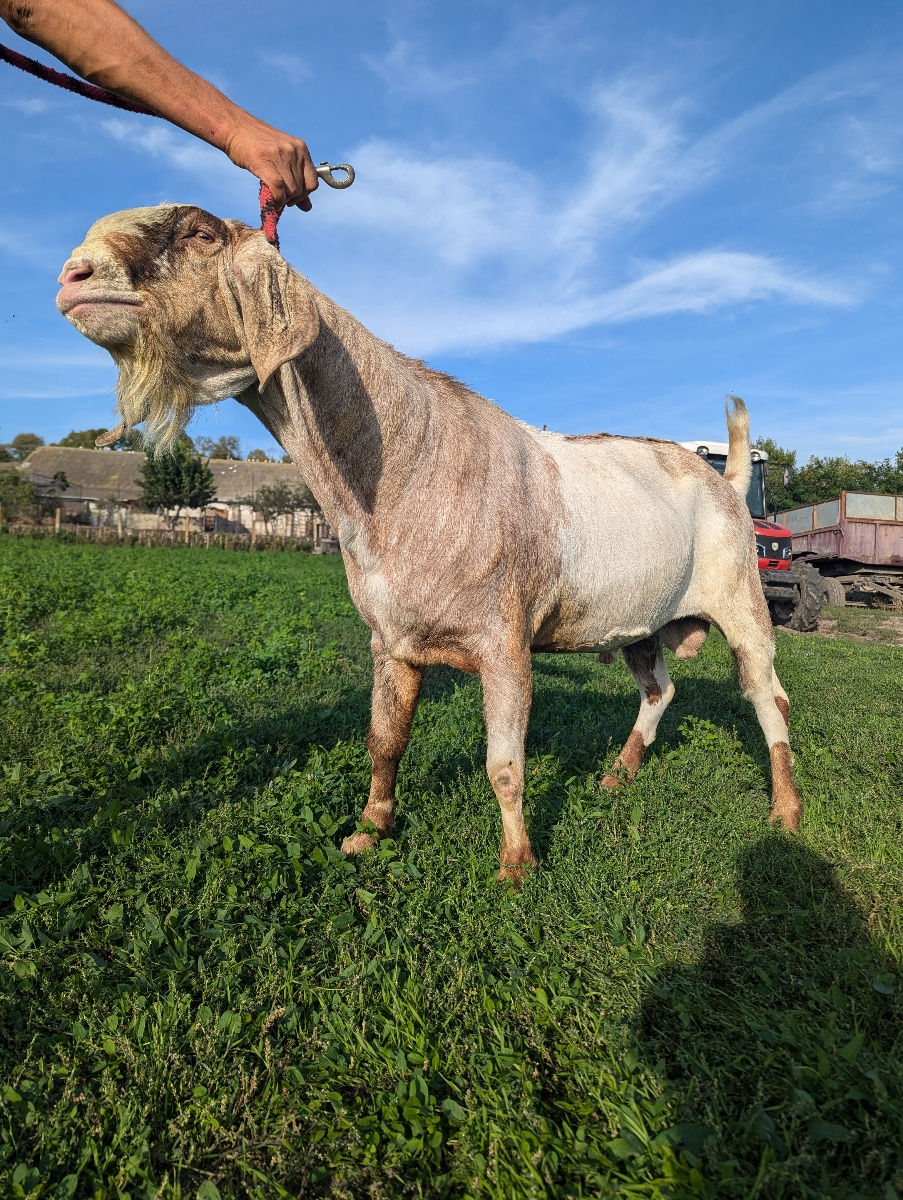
[117,508,123,539]
[54,507,61,534]
[184,513,190,544]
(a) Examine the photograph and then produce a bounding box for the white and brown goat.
[57,204,802,882]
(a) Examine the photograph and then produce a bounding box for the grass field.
[1,538,902,1199]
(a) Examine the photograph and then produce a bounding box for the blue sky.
[2,0,902,461]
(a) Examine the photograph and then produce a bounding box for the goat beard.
[112,320,198,455]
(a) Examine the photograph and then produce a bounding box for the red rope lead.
[0,42,157,115]
[258,182,283,250]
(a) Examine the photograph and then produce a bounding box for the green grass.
[1,538,901,1199]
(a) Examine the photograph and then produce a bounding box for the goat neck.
[243,288,460,535]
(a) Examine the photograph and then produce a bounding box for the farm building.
[12,446,333,544]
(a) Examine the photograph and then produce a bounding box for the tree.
[0,445,11,463]
[863,448,903,496]
[788,455,879,506]
[246,448,273,462]
[755,437,797,512]
[0,465,67,522]
[138,442,216,529]
[0,468,34,520]
[58,428,109,449]
[755,438,903,509]
[8,432,44,462]
[196,435,241,460]
[241,480,319,533]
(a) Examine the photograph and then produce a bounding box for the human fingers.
[281,146,320,208]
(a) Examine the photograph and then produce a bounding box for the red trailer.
[779,491,903,607]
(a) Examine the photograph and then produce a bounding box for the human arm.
[0,0,318,208]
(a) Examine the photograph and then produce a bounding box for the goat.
[57,204,802,882]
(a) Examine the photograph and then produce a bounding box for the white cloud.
[549,78,689,268]
[100,119,244,199]
[339,249,850,357]
[364,39,477,99]
[312,139,540,268]
[257,51,310,81]
[2,97,52,116]
[302,127,850,354]
[97,63,855,358]
[593,251,849,321]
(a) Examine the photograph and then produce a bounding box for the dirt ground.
[809,606,903,646]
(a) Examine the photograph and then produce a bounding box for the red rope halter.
[1,42,283,248]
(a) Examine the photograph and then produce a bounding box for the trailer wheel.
[823,576,846,606]
[788,562,825,632]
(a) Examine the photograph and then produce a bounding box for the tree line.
[755,438,903,511]
[0,428,287,462]
[1,429,319,530]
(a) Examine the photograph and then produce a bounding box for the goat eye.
[193,230,215,243]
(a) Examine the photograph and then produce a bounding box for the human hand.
[225,116,319,211]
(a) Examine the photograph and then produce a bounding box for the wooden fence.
[1,523,331,553]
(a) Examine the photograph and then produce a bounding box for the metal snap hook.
[316,162,355,189]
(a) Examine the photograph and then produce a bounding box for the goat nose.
[59,258,95,286]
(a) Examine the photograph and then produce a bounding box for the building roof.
[19,446,309,503]
[204,458,308,502]
[19,446,146,500]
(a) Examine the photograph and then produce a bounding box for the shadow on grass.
[531,652,770,770]
[1,647,796,901]
[633,835,903,1197]
[0,684,376,903]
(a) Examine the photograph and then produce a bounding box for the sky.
[1,0,902,462]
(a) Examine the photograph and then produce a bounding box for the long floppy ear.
[230,238,320,390]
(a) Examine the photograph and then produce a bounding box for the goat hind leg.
[481,650,537,886]
[341,647,423,855]
[602,635,675,788]
[728,633,801,830]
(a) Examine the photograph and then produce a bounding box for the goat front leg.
[481,649,537,886]
[341,645,423,855]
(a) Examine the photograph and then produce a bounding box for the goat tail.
[723,394,752,500]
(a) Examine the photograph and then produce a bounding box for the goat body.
[57,205,802,881]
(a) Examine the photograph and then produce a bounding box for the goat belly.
[531,599,658,654]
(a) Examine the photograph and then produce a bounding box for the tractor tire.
[823,576,847,606]
[788,562,825,632]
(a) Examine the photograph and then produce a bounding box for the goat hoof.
[341,831,380,855]
[497,855,538,888]
[768,803,801,832]
[601,773,622,790]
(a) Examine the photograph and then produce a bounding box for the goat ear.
[230,239,320,390]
